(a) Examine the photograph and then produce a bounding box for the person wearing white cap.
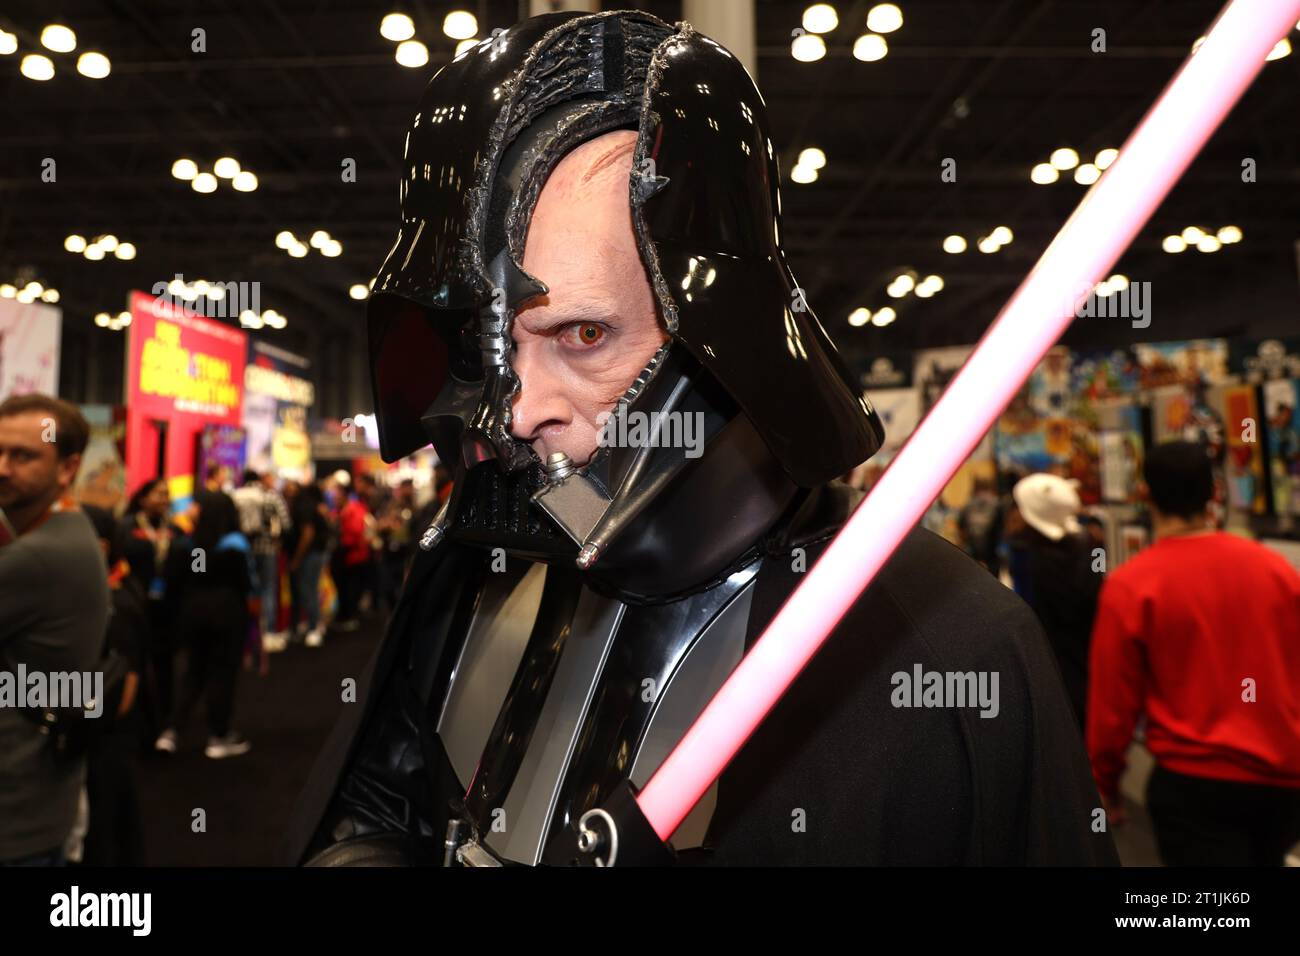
[1012,473,1102,727]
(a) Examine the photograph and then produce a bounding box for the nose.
[509,344,574,450]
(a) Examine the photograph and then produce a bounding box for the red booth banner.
[124,290,247,510]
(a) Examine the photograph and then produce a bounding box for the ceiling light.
[24,281,42,295]
[1162,235,1187,253]
[943,235,967,254]
[275,231,296,250]
[321,239,343,258]
[1074,163,1100,185]
[395,39,429,68]
[77,51,111,78]
[1108,274,1129,291]
[94,312,111,327]
[0,284,14,298]
[1266,37,1291,61]
[1217,225,1242,244]
[20,54,55,81]
[977,236,999,254]
[240,310,263,328]
[289,242,309,258]
[870,306,897,327]
[349,284,369,300]
[232,171,258,192]
[41,289,60,303]
[455,38,479,56]
[172,158,198,180]
[1095,148,1118,170]
[1181,225,1205,242]
[97,234,119,252]
[168,278,186,296]
[16,289,36,304]
[84,245,105,261]
[1049,148,1079,170]
[1196,235,1221,253]
[790,164,818,184]
[852,34,887,62]
[380,13,415,42]
[40,24,76,54]
[192,172,218,193]
[797,147,827,170]
[848,307,871,327]
[443,11,478,40]
[891,273,915,294]
[803,4,839,34]
[309,230,330,249]
[792,33,827,62]
[990,226,1013,245]
[117,311,132,327]
[213,157,241,178]
[65,234,87,253]
[922,275,944,292]
[866,4,903,34]
[1030,163,1059,185]
[0,30,17,56]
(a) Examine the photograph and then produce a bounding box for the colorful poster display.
[75,405,128,510]
[1263,379,1300,517]
[1131,338,1229,390]
[243,340,314,481]
[124,290,247,509]
[0,299,61,399]
[1220,385,1266,514]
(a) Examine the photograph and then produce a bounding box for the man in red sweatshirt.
[1088,440,1300,865]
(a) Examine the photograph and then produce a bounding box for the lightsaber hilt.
[568,780,675,867]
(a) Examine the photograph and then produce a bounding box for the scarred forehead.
[518,129,654,332]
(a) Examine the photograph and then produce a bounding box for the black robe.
[282,484,1118,866]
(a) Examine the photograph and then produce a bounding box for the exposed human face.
[508,130,668,467]
[0,411,79,525]
[144,481,171,519]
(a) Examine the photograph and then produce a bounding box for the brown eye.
[576,322,604,346]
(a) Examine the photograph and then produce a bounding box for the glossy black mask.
[366,10,884,601]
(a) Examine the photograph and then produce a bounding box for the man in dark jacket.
[285,10,1116,868]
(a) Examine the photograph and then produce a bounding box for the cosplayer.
[285,9,1115,867]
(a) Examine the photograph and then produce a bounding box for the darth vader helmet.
[367,10,883,601]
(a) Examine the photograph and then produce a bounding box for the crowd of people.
[0,393,449,866]
[952,442,1300,866]
[3,390,1297,868]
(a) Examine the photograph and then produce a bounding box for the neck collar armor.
[367,11,884,602]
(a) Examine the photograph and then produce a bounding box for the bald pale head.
[509,129,668,466]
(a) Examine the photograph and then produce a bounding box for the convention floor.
[136,616,383,866]
[130,612,1284,868]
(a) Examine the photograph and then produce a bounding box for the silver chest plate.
[436,559,759,865]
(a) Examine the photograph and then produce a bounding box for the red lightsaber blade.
[635,0,1300,842]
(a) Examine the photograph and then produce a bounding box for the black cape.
[282,484,1117,866]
